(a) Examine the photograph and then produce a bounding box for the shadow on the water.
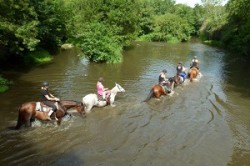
[0,123,84,166]
[223,54,250,98]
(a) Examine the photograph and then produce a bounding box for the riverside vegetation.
[0,0,249,92]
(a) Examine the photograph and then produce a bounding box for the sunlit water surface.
[0,41,249,165]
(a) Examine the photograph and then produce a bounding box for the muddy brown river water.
[0,41,249,165]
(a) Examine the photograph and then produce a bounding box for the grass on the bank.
[137,34,183,44]
[24,48,53,65]
[0,76,10,93]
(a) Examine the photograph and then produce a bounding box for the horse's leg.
[57,118,62,126]
[25,114,32,127]
[190,71,194,82]
[85,104,93,113]
[15,112,23,129]
[170,82,175,90]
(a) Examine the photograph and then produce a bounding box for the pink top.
[96,82,104,96]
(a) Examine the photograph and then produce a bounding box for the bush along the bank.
[0,76,11,93]
[23,48,53,65]
[71,22,122,63]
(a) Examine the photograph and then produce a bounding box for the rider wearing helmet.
[159,69,173,92]
[40,81,60,120]
[96,77,111,100]
[176,62,185,75]
[159,69,168,85]
[190,56,199,70]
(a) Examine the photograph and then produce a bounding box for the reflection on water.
[0,41,249,165]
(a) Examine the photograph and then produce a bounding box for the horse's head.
[76,102,86,118]
[115,83,125,92]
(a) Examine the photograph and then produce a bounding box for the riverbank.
[0,76,10,93]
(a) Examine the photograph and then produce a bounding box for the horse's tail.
[15,106,22,130]
[143,89,154,102]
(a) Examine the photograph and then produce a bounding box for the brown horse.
[60,100,86,117]
[144,83,172,102]
[188,67,199,82]
[15,100,85,129]
[144,75,185,102]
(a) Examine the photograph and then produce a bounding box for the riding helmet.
[42,81,49,87]
[98,77,104,82]
[194,56,197,59]
[162,69,167,73]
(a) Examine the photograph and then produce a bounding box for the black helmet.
[42,81,49,87]
[162,69,167,73]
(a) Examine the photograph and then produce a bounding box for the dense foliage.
[0,0,249,65]
[150,13,193,42]
[0,0,68,63]
[0,76,10,93]
[221,0,250,56]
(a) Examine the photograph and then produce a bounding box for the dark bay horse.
[188,67,199,82]
[143,75,185,102]
[15,100,85,129]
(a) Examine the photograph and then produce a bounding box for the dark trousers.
[43,101,57,112]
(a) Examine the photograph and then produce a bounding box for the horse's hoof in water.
[111,104,116,107]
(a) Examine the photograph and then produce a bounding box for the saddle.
[35,102,53,112]
[97,94,111,105]
[160,84,171,93]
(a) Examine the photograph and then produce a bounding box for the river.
[0,41,249,165]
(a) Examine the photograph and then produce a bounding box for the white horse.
[82,83,125,113]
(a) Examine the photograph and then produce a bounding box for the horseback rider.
[159,69,168,85]
[190,56,199,70]
[176,62,186,75]
[40,81,60,120]
[159,69,172,92]
[96,77,111,100]
[176,62,187,81]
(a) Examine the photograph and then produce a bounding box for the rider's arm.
[162,73,167,81]
[44,94,59,101]
[182,66,186,72]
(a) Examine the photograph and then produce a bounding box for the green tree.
[0,0,68,64]
[30,0,68,50]
[198,0,227,40]
[150,0,175,15]
[222,0,250,56]
[151,13,193,42]
[72,22,122,63]
[173,4,196,35]
[66,0,141,63]
[138,1,154,36]
[193,4,206,35]
[0,0,39,57]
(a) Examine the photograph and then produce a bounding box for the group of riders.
[158,56,200,93]
[40,56,199,120]
[40,76,111,120]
